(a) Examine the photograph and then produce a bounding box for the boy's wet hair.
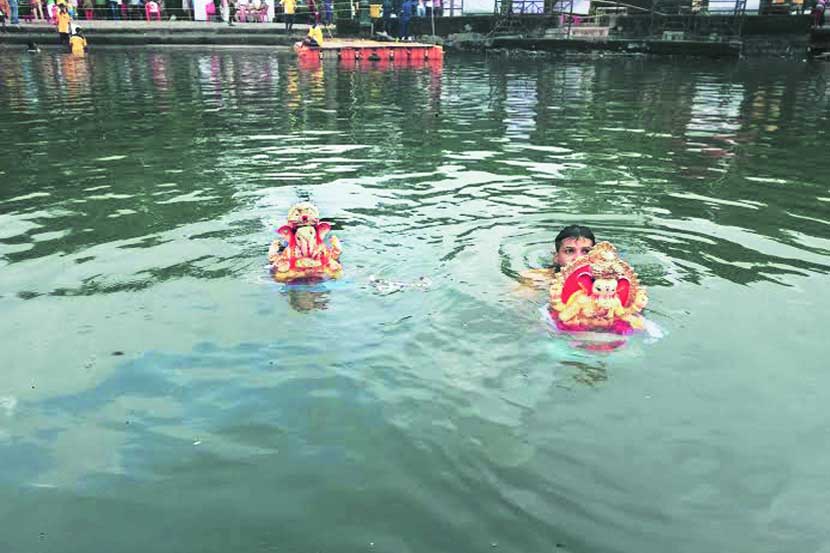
[554,225,596,252]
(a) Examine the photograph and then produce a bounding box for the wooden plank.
[318,40,437,50]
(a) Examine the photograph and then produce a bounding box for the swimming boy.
[518,225,596,290]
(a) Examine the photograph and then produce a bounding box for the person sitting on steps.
[303,20,323,47]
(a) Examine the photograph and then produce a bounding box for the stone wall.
[334,13,814,57]
[338,13,812,40]
[406,14,556,35]
[742,35,810,57]
[337,14,559,37]
[610,14,811,39]
[0,24,298,47]
[811,28,830,54]
[489,36,742,56]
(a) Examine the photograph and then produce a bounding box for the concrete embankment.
[0,21,302,48]
[0,15,823,58]
[485,37,741,57]
[410,14,815,59]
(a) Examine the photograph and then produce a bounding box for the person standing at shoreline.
[813,0,826,26]
[0,0,9,30]
[323,0,332,25]
[56,3,71,49]
[307,0,319,24]
[381,0,391,33]
[280,0,294,33]
[32,0,45,20]
[398,0,413,40]
[145,0,160,19]
[227,0,236,24]
[9,0,19,24]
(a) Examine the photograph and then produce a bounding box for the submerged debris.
[368,275,432,295]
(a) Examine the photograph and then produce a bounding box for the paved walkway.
[5,19,311,32]
[0,18,321,46]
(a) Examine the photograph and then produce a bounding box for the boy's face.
[554,237,594,267]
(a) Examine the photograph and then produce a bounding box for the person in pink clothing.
[31,0,45,20]
[145,0,160,19]
[0,0,10,29]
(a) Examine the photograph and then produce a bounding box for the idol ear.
[561,265,593,304]
[316,222,331,237]
[617,278,631,307]
[277,225,293,238]
[577,273,594,294]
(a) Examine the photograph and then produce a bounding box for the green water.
[1,50,829,553]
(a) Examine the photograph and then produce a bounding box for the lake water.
[1,49,829,553]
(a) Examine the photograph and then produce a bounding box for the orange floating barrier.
[294,39,443,70]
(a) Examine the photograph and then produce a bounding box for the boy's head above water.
[554,225,595,269]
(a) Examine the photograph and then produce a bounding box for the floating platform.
[294,39,444,67]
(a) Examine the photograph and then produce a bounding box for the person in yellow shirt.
[280,0,295,32]
[56,4,71,50]
[69,26,87,56]
[304,21,323,47]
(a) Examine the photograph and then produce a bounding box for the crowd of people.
[379,0,437,40]
[0,0,446,31]
[0,0,176,24]
[0,0,442,43]
[0,0,20,25]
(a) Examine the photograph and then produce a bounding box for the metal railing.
[497,0,546,14]
[493,0,748,16]
[444,0,464,16]
[645,0,747,38]
[491,0,749,40]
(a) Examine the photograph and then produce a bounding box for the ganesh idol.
[549,241,648,335]
[269,202,343,283]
